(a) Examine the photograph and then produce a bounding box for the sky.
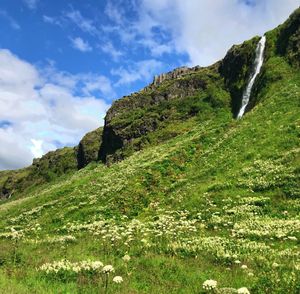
[0,0,299,170]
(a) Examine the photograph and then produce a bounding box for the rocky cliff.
[76,127,103,169]
[98,45,259,163]
[99,61,231,163]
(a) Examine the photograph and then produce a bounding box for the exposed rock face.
[100,33,271,163]
[219,37,259,117]
[276,7,300,67]
[99,62,228,163]
[150,66,201,87]
[76,127,103,169]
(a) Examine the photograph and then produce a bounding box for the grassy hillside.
[0,8,299,294]
[0,128,102,200]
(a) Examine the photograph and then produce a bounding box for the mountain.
[0,7,299,294]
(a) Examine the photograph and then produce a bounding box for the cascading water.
[237,35,266,118]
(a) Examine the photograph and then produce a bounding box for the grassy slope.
[0,127,103,200]
[0,49,299,293]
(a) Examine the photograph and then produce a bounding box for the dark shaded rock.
[76,127,103,169]
[219,37,259,117]
[277,7,300,67]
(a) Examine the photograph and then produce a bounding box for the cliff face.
[76,127,103,169]
[150,66,201,87]
[276,7,300,67]
[219,37,259,117]
[99,62,232,163]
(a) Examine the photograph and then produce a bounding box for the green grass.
[0,31,299,294]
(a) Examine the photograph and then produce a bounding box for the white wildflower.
[237,287,250,294]
[113,276,123,283]
[102,265,114,273]
[203,279,217,290]
[122,254,131,262]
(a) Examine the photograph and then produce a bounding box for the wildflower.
[122,254,131,262]
[102,265,114,273]
[91,261,103,270]
[248,272,254,277]
[203,279,217,290]
[237,287,250,294]
[113,276,123,283]
[272,262,279,268]
[234,260,241,264]
[241,264,248,270]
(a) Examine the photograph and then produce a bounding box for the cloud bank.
[0,49,110,170]
[138,0,300,65]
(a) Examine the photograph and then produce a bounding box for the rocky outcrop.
[76,127,103,169]
[99,62,228,163]
[150,66,201,87]
[276,7,300,67]
[219,37,259,117]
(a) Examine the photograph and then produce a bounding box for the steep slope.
[0,7,299,294]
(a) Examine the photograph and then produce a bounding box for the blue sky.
[0,0,188,99]
[0,0,299,169]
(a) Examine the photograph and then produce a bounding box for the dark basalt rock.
[76,127,103,169]
[219,37,259,117]
[277,7,300,67]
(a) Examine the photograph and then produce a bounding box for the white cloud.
[137,38,173,57]
[105,1,124,25]
[138,0,300,66]
[100,42,123,61]
[70,37,92,52]
[0,49,111,170]
[0,10,20,30]
[111,59,163,86]
[30,139,43,158]
[66,10,99,36]
[43,15,62,26]
[23,0,39,10]
[81,75,115,97]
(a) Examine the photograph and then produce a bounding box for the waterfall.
[237,35,266,118]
